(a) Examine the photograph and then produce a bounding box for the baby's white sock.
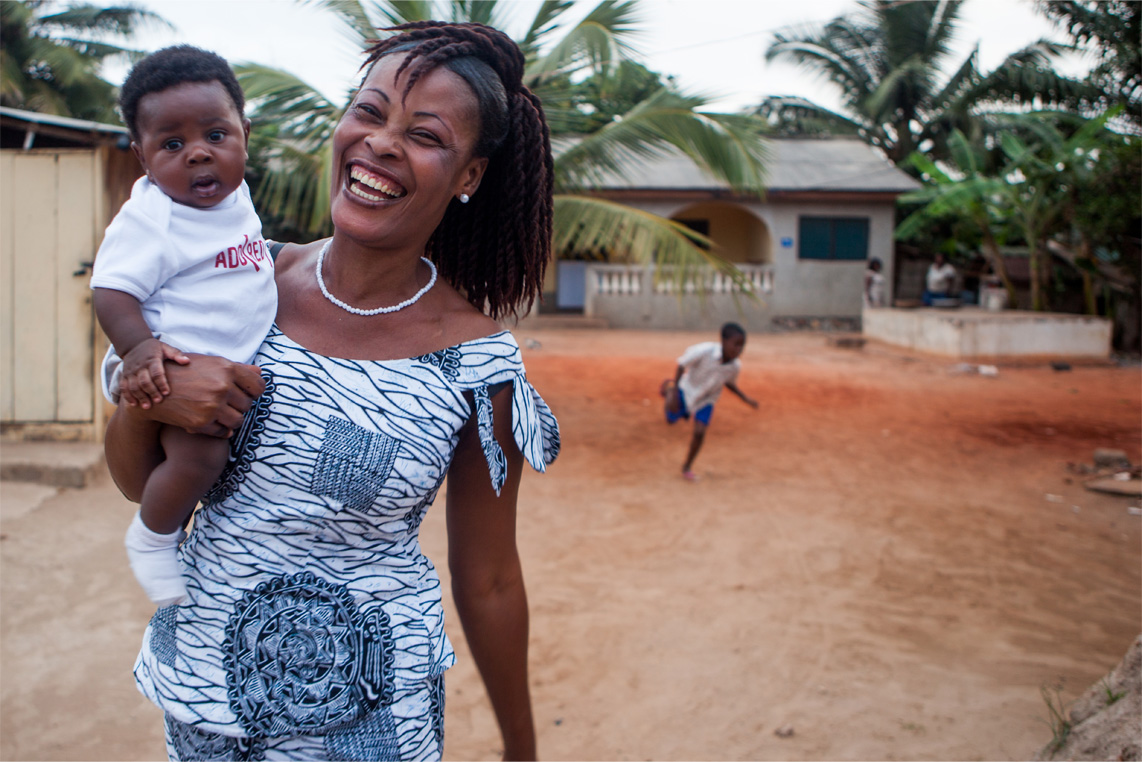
[124,512,188,607]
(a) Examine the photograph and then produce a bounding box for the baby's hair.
[721,322,746,340]
[869,257,883,268]
[360,21,554,321]
[119,45,245,140]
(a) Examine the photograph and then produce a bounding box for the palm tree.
[757,0,1094,166]
[0,0,168,123]
[899,110,1129,312]
[1037,0,1141,132]
[236,0,768,285]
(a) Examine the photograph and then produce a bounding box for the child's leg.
[681,404,714,477]
[682,419,708,475]
[125,427,230,605]
[140,428,229,533]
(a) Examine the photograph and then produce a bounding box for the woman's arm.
[104,355,265,502]
[446,383,536,761]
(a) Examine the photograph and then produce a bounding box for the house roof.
[1,106,128,149]
[572,137,921,195]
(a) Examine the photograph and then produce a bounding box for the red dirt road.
[2,328,1139,760]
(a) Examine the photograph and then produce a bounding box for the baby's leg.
[124,428,230,606]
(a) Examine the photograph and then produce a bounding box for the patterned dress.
[134,325,560,760]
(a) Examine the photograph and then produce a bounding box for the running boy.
[90,46,276,606]
[662,322,758,480]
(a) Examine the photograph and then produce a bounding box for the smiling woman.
[102,22,560,762]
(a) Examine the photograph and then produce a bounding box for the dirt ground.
[2,328,1140,761]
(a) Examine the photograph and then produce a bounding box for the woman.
[105,22,558,761]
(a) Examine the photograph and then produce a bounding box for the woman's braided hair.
[361,21,553,321]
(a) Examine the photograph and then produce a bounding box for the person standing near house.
[864,257,886,307]
[661,322,758,481]
[90,45,276,608]
[923,253,957,305]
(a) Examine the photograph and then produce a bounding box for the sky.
[105,0,1084,115]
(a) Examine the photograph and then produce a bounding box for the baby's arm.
[93,288,189,408]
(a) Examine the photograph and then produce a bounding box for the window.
[798,216,869,260]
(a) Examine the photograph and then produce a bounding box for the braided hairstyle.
[360,22,553,321]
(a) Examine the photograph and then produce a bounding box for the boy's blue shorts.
[665,388,714,425]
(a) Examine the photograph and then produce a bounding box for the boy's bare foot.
[682,470,699,482]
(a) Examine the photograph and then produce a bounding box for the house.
[543,137,920,331]
[1,106,141,441]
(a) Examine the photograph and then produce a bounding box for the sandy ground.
[2,328,1140,761]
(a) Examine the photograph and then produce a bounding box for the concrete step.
[0,441,106,488]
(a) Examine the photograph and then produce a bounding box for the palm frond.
[235,63,343,147]
[300,0,376,46]
[35,5,170,36]
[254,139,335,236]
[519,0,575,54]
[526,0,641,84]
[553,194,758,295]
[554,88,767,195]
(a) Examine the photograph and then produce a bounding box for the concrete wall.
[862,307,1113,359]
[591,291,776,332]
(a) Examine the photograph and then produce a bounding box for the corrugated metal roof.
[567,137,920,194]
[0,106,128,136]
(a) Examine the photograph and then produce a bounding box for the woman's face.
[330,55,488,248]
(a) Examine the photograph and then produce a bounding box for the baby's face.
[132,80,249,208]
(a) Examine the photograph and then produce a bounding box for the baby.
[90,46,276,606]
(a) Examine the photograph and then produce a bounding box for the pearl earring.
[459,193,470,204]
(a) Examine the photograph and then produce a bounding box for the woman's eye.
[162,139,183,151]
[413,131,441,144]
[354,103,381,118]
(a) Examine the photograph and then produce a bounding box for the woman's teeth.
[349,166,404,200]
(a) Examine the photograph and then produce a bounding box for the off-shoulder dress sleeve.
[440,332,560,495]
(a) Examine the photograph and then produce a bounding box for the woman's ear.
[459,156,489,198]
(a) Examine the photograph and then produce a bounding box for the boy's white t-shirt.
[90,176,277,401]
[677,341,740,412]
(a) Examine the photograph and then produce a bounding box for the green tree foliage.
[236,0,768,285]
[0,0,168,123]
[1038,0,1141,131]
[756,0,1093,166]
[899,110,1139,313]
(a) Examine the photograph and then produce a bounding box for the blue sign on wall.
[781,237,794,248]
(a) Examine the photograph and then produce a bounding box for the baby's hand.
[119,339,190,409]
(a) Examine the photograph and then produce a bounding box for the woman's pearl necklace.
[315,240,437,316]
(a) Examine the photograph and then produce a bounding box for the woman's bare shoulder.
[434,282,505,346]
[271,240,322,275]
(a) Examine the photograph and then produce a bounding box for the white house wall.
[577,196,898,329]
[763,199,897,317]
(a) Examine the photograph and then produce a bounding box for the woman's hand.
[104,354,265,501]
[149,355,265,437]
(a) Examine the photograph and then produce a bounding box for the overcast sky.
[106,0,1084,114]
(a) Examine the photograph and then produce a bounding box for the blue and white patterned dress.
[134,325,559,758]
